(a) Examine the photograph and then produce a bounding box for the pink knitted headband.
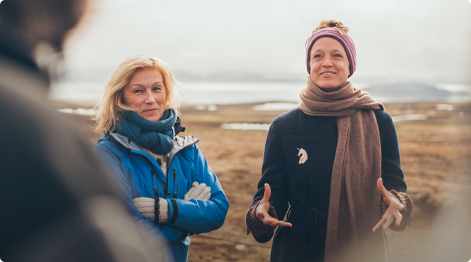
[305,27,356,77]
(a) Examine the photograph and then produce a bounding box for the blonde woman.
[94,55,229,262]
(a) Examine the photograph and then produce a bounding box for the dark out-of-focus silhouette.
[0,0,168,261]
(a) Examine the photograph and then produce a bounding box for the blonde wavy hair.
[95,55,182,134]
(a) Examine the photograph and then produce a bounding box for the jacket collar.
[109,132,199,161]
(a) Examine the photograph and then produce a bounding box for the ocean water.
[48,81,306,104]
[49,81,471,104]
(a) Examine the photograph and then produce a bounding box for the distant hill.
[173,70,305,82]
[363,82,458,102]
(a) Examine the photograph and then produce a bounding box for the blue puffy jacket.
[95,132,229,262]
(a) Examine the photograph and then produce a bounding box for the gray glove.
[184,182,211,201]
[133,197,169,223]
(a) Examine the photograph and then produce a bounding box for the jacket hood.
[99,132,199,162]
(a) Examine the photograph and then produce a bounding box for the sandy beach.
[52,100,471,262]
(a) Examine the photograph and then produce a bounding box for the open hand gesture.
[372,178,404,232]
[256,183,292,228]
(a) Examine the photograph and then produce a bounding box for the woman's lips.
[320,72,336,76]
[142,108,158,113]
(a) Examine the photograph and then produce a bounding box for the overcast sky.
[62,0,471,83]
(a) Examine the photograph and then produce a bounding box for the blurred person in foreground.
[93,54,229,262]
[245,20,413,262]
[0,0,165,261]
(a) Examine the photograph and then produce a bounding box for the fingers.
[185,181,212,201]
[261,183,272,204]
[394,209,403,226]
[199,186,211,200]
[256,209,266,221]
[373,207,404,232]
[386,193,404,211]
[257,183,273,220]
[257,213,292,228]
[184,187,195,200]
[372,216,386,232]
[265,218,292,228]
[184,182,199,200]
[382,216,395,231]
[276,221,293,228]
[376,178,388,196]
[393,199,405,211]
[192,183,206,197]
[377,178,404,209]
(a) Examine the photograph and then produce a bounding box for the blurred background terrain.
[53,100,471,262]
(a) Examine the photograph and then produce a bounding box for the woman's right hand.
[256,183,292,228]
[184,182,211,200]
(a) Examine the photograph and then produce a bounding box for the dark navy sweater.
[251,108,407,242]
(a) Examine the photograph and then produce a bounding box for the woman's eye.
[134,89,143,93]
[152,87,162,91]
[313,54,321,59]
[334,54,343,58]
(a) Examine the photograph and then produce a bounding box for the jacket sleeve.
[246,119,290,243]
[164,144,229,234]
[378,110,413,230]
[94,141,188,244]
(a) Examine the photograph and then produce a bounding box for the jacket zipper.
[152,168,170,196]
[151,169,169,196]
[173,169,178,198]
[165,156,171,196]
[150,169,157,190]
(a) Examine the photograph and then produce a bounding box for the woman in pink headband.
[246,20,413,262]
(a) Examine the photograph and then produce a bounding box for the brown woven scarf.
[299,77,388,262]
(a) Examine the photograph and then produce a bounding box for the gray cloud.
[62,0,471,83]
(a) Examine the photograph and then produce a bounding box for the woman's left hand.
[372,178,404,232]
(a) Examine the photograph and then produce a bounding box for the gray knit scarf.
[299,77,388,262]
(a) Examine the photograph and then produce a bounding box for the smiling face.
[122,68,167,121]
[309,37,350,91]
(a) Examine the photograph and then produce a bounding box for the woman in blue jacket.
[245,20,413,262]
[94,55,229,262]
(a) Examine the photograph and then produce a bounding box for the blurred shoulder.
[95,135,121,151]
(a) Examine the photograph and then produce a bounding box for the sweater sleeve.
[377,110,414,230]
[245,201,277,239]
[378,110,408,192]
[246,118,290,243]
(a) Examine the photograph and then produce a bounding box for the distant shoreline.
[50,99,471,109]
[49,81,471,105]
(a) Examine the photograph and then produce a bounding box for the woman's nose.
[144,91,156,104]
[322,57,333,67]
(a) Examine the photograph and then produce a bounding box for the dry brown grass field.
[53,101,471,262]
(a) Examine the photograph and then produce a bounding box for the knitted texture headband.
[305,27,356,77]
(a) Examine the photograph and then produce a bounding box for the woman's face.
[122,68,167,121]
[309,37,350,91]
